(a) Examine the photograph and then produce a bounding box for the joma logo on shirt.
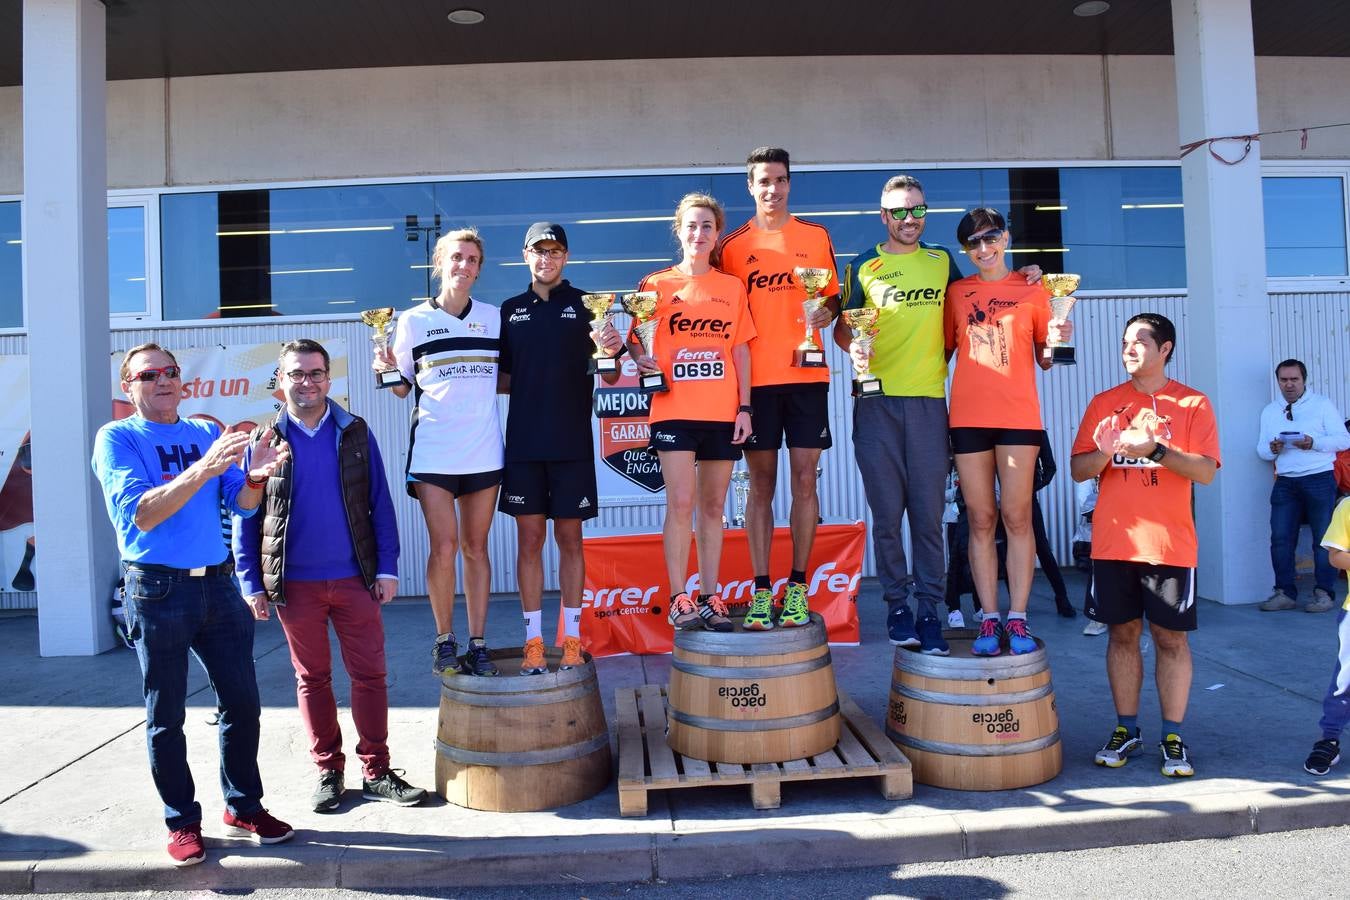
[425,328,450,337]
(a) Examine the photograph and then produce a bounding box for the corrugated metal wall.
[2,289,1347,607]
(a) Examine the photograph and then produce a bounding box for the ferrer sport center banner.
[565,522,864,657]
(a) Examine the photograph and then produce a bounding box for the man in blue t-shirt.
[235,339,426,814]
[92,342,292,867]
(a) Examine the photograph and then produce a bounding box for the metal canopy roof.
[2,1,1347,87]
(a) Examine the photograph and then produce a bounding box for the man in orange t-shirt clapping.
[1070,313,1221,779]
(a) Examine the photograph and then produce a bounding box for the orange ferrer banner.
[563,522,864,657]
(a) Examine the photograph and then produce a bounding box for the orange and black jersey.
[718,216,837,391]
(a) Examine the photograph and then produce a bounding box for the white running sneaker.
[1083,619,1108,636]
[947,610,966,629]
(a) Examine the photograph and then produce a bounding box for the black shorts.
[1086,559,1198,632]
[498,459,599,520]
[406,469,502,499]
[950,427,1044,454]
[649,421,742,462]
[745,386,832,451]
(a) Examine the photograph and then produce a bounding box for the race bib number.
[672,359,725,381]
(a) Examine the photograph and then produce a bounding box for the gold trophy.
[622,291,668,394]
[581,293,619,376]
[360,306,403,389]
[1041,273,1081,366]
[842,307,884,398]
[792,266,832,368]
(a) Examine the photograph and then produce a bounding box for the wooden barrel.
[667,612,840,764]
[435,649,612,811]
[885,629,1061,790]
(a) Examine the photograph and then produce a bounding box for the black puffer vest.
[252,402,379,606]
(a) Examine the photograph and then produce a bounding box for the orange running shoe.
[560,636,585,670]
[519,636,547,675]
[668,592,701,629]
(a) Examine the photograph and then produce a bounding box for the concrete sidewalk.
[2,572,1348,894]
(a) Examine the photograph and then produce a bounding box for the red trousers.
[275,577,389,779]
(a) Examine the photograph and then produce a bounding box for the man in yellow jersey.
[719,147,839,630]
[835,175,1039,656]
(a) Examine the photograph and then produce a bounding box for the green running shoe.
[742,588,775,631]
[778,582,810,628]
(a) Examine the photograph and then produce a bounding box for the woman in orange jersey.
[944,208,1072,657]
[633,193,756,633]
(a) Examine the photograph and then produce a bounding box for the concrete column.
[1171,0,1271,604]
[22,0,117,654]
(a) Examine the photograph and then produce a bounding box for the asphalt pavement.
[2,570,1347,894]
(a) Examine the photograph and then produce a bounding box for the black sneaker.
[888,605,920,648]
[1304,738,1341,776]
[311,768,344,813]
[916,614,949,656]
[461,641,499,677]
[432,632,459,676]
[362,769,428,807]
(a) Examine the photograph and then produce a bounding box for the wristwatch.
[1148,443,1168,463]
[738,405,754,416]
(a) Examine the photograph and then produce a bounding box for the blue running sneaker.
[1006,618,1037,655]
[971,617,1002,656]
[916,614,949,656]
[887,605,920,648]
[432,632,459,676]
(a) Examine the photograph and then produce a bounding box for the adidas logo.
[819,427,829,438]
[746,254,759,264]
[671,295,685,305]
[578,497,591,509]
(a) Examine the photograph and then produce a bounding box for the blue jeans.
[123,565,265,830]
[1270,471,1338,597]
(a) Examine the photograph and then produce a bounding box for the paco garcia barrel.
[666,613,840,764]
[435,648,612,811]
[885,630,1062,790]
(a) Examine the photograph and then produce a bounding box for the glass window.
[0,202,19,328]
[161,183,438,319]
[1060,167,1186,290]
[1264,176,1348,277]
[108,206,147,315]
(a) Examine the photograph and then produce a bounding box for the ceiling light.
[1073,1,1110,16]
[447,9,485,25]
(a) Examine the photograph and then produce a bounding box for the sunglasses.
[963,228,1006,250]
[884,205,928,221]
[128,365,181,382]
[1284,403,1294,421]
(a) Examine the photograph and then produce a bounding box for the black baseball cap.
[524,222,568,250]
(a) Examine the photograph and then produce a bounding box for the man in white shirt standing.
[1257,358,1350,613]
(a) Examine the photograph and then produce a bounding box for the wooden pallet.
[615,684,912,816]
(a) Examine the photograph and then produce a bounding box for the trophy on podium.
[1041,274,1081,366]
[731,468,751,528]
[622,291,668,394]
[842,307,883,398]
[581,293,619,375]
[792,266,832,368]
[360,307,404,389]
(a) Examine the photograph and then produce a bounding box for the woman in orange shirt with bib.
[945,208,1072,656]
[633,193,756,633]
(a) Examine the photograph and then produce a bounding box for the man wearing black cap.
[498,222,623,678]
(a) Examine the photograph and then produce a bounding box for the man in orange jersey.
[719,147,839,630]
[1070,313,1220,778]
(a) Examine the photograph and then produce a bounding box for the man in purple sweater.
[235,339,426,813]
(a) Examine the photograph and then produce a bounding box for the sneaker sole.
[1095,757,1129,768]
[1161,767,1195,777]
[743,621,774,631]
[223,825,295,845]
[362,790,427,807]
[888,637,921,648]
[1304,753,1340,776]
[170,852,205,868]
[920,647,950,656]
[519,667,548,676]
[311,798,341,813]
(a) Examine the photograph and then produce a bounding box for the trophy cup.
[622,291,668,394]
[792,266,832,368]
[1041,273,1081,366]
[581,293,619,375]
[731,468,751,527]
[842,307,884,398]
[360,307,404,389]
